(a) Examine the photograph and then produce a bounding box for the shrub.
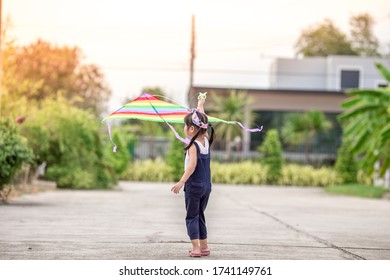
[259,129,283,184]
[278,164,341,187]
[165,135,185,181]
[21,97,116,189]
[211,161,268,185]
[335,138,358,183]
[121,159,342,187]
[103,128,132,177]
[122,158,174,182]
[0,118,33,200]
[357,170,373,185]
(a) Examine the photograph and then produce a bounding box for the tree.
[259,129,283,184]
[295,19,357,57]
[338,63,390,185]
[282,110,332,164]
[349,13,380,57]
[211,90,252,160]
[4,39,111,116]
[1,17,37,119]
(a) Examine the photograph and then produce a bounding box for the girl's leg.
[199,190,211,241]
[200,239,208,250]
[191,239,200,251]
[185,190,201,241]
[199,190,211,256]
[200,239,210,256]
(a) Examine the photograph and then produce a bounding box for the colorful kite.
[102,93,262,151]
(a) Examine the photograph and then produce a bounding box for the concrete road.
[1,182,389,260]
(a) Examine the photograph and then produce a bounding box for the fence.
[134,137,336,166]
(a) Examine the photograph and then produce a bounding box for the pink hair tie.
[192,111,208,129]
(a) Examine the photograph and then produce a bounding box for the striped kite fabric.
[102,92,262,151]
[102,93,224,124]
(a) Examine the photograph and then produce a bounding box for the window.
[377,81,388,88]
[340,70,360,90]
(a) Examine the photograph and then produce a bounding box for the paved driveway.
[1,182,389,259]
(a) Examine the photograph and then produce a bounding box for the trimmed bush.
[122,158,174,182]
[278,164,341,187]
[211,161,268,184]
[259,129,283,184]
[121,159,341,187]
[335,138,358,183]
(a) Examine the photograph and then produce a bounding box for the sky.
[4,0,390,113]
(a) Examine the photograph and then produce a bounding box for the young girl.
[171,95,215,257]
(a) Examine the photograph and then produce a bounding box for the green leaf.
[376,62,390,82]
[340,96,363,109]
[379,157,390,177]
[352,89,390,98]
[343,120,367,138]
[380,123,390,140]
[339,104,382,121]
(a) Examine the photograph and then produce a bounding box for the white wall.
[271,55,390,91]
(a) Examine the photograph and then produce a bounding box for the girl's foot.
[201,248,210,256]
[189,249,202,257]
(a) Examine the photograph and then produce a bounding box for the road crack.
[223,192,366,260]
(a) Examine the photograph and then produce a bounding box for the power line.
[101,65,389,78]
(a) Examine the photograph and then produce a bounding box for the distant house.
[270,55,389,91]
[189,55,390,162]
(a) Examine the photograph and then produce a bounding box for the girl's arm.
[197,93,210,139]
[171,145,197,194]
[197,93,206,114]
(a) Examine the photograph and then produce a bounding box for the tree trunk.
[304,135,313,165]
[226,129,232,162]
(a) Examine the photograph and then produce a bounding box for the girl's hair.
[184,111,215,151]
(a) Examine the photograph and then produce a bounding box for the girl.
[171,96,215,257]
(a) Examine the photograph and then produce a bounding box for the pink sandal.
[201,248,211,256]
[188,249,202,257]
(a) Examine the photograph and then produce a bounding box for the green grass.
[325,183,390,199]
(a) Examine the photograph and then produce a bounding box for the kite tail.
[235,122,263,133]
[166,123,190,145]
[105,121,118,152]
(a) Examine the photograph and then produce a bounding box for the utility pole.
[188,14,196,106]
[0,0,3,119]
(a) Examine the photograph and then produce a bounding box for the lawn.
[325,183,390,199]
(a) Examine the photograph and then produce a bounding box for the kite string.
[149,93,263,134]
[152,94,191,111]
[143,93,190,145]
[161,92,263,132]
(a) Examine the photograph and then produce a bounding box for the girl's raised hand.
[197,92,207,113]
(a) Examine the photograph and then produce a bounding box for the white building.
[270,55,390,91]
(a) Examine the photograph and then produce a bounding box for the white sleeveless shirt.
[184,137,209,171]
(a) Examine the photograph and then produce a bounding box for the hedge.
[121,159,343,187]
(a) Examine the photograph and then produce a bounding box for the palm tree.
[211,90,252,161]
[339,63,390,184]
[282,110,332,164]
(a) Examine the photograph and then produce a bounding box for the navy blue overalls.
[184,141,212,240]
